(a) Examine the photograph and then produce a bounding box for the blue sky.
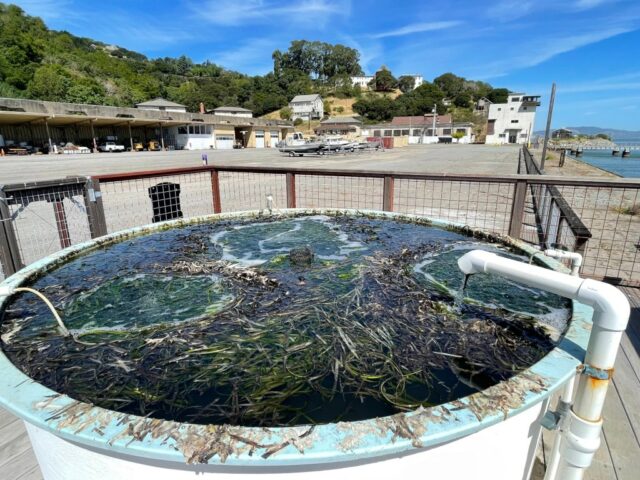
[12,0,640,130]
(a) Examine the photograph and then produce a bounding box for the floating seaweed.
[0,214,568,427]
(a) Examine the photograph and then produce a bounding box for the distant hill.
[535,126,640,141]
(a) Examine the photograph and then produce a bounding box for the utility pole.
[540,83,556,170]
[432,104,437,140]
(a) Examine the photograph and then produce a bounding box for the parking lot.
[0,144,520,183]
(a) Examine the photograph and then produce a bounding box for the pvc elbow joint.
[544,249,583,267]
[457,249,496,275]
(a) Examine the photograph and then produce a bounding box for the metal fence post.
[0,187,24,275]
[210,169,222,214]
[383,176,394,212]
[286,173,296,209]
[508,180,527,239]
[52,199,71,249]
[83,178,108,238]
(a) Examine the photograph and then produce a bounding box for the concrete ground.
[0,144,520,183]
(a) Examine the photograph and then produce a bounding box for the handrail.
[92,164,640,189]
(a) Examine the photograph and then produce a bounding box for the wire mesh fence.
[217,172,287,212]
[2,163,640,285]
[296,175,384,210]
[394,178,516,235]
[1,179,93,278]
[99,172,215,232]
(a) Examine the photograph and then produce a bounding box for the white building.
[211,106,253,118]
[350,74,423,90]
[485,93,541,145]
[173,123,215,150]
[289,94,323,121]
[135,98,187,113]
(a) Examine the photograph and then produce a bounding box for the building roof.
[290,94,322,103]
[136,98,186,108]
[391,115,452,126]
[213,106,252,113]
[320,116,362,125]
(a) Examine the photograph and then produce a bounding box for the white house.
[135,98,187,113]
[289,94,323,121]
[485,93,541,145]
[351,75,374,89]
[350,74,423,90]
[211,106,253,118]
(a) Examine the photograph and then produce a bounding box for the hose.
[12,287,71,337]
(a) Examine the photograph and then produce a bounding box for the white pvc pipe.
[457,250,630,480]
[544,375,576,480]
[544,249,583,276]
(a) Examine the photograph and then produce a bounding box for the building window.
[511,97,520,102]
[412,129,422,136]
[188,126,194,134]
[401,129,409,136]
[443,129,451,135]
[499,133,506,137]
[178,126,187,135]
[511,120,519,123]
[510,107,514,111]
[497,107,502,111]
[487,120,495,135]
[520,133,528,138]
[374,130,382,137]
[393,130,402,137]
[456,128,466,134]
[384,130,392,137]
[523,107,527,110]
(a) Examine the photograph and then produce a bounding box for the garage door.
[269,131,279,147]
[255,130,265,148]
[216,135,234,149]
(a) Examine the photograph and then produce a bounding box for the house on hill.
[314,116,362,138]
[211,106,253,118]
[552,128,574,139]
[289,94,323,121]
[135,98,187,113]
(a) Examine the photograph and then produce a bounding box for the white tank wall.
[25,398,546,480]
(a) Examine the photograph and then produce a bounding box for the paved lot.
[0,144,520,183]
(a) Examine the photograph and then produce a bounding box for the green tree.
[353,95,395,121]
[434,73,465,98]
[487,88,509,103]
[27,64,70,101]
[394,82,445,116]
[65,78,107,104]
[279,106,292,120]
[398,75,416,93]
[371,67,397,92]
[453,92,471,107]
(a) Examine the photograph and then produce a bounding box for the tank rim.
[0,208,591,467]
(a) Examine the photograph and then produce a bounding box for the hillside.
[0,2,510,124]
[535,127,640,141]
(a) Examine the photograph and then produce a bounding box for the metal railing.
[2,156,640,285]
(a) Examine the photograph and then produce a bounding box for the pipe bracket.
[580,364,613,381]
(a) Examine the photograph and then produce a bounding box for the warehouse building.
[0,97,292,153]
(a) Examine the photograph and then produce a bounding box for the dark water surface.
[1,214,570,426]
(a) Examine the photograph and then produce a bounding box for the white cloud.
[197,0,349,26]
[478,25,634,78]
[485,1,535,21]
[372,21,462,39]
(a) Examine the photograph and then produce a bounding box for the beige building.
[0,97,292,152]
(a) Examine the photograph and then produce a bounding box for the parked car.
[147,140,161,151]
[98,141,125,152]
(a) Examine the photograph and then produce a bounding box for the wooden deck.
[2,288,639,480]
